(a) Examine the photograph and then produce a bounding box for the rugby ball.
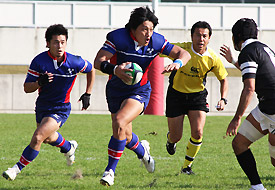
[123,63,143,85]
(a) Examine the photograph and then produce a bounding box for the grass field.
[0,114,273,190]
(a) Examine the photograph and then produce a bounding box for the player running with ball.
[2,24,95,181]
[94,6,191,186]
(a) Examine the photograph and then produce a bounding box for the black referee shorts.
[165,86,209,118]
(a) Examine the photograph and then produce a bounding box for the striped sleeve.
[25,60,41,83]
[240,61,258,79]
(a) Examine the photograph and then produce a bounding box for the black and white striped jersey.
[238,39,275,114]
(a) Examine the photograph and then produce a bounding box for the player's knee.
[112,116,128,135]
[43,138,51,144]
[31,133,44,145]
[232,137,242,153]
[113,114,130,127]
[169,133,182,143]
[192,130,203,140]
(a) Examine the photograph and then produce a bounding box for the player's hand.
[220,44,233,63]
[216,100,225,111]
[226,118,241,136]
[38,72,53,86]
[78,92,91,110]
[162,63,180,74]
[114,62,133,83]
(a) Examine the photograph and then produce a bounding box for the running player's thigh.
[246,113,268,135]
[34,117,60,139]
[188,110,206,138]
[116,98,143,124]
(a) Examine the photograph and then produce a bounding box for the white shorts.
[239,106,275,158]
[251,105,275,134]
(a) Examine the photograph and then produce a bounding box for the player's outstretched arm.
[162,45,191,74]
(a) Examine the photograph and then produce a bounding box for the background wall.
[0,1,268,115]
[0,74,258,115]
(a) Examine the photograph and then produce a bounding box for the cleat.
[180,166,195,175]
[100,169,114,186]
[166,132,176,155]
[140,140,155,173]
[64,140,78,166]
[2,164,20,181]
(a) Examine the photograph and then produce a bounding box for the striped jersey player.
[221,18,275,190]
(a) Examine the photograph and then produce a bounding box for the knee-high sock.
[183,136,202,168]
[126,133,145,159]
[105,136,126,173]
[16,145,39,171]
[49,132,71,153]
[236,149,262,185]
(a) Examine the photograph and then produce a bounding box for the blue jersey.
[102,28,174,97]
[25,51,93,109]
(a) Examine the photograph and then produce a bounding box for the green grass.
[0,114,273,190]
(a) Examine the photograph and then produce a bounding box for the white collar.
[134,41,143,51]
[191,43,212,58]
[241,39,258,50]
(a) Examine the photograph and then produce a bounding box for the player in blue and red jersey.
[2,24,95,181]
[94,6,191,186]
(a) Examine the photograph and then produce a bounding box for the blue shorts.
[106,83,151,114]
[35,103,71,127]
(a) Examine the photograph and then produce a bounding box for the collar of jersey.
[241,39,258,50]
[47,51,67,69]
[130,31,144,51]
[191,43,212,58]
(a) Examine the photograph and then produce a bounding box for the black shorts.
[165,86,209,118]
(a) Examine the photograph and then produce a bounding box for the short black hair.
[125,6,158,30]
[232,18,258,47]
[191,21,212,37]
[45,24,68,42]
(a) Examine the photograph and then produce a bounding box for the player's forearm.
[85,68,95,94]
[24,82,40,93]
[233,87,254,120]
[169,45,191,66]
[220,78,228,99]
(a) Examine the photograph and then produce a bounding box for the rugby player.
[94,6,191,186]
[221,18,275,190]
[2,24,95,181]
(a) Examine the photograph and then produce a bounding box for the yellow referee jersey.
[171,42,228,93]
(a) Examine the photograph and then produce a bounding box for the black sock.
[236,149,262,185]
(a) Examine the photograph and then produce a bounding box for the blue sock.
[126,133,145,159]
[17,145,39,171]
[105,136,126,173]
[49,132,71,153]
